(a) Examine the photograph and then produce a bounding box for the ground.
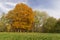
[0,32,60,40]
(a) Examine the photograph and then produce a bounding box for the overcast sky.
[0,0,60,19]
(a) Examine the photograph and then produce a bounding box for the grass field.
[0,32,60,40]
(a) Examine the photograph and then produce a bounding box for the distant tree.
[33,10,49,32]
[54,19,60,33]
[0,13,7,32]
[43,17,57,33]
[6,3,34,32]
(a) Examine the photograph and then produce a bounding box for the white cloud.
[0,3,9,12]
[35,0,60,19]
[4,2,16,6]
[0,1,27,13]
[48,0,60,19]
[34,9,60,19]
[0,2,16,13]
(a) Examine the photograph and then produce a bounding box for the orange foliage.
[6,3,34,31]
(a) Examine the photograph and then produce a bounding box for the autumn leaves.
[6,3,34,32]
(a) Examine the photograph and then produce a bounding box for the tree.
[54,19,60,33]
[43,17,57,33]
[6,3,34,32]
[33,10,48,32]
[0,13,7,32]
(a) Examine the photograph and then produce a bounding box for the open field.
[0,32,60,40]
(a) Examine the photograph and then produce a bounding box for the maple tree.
[6,3,34,32]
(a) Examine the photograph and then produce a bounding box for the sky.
[0,0,60,19]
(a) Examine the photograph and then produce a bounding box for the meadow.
[0,32,60,40]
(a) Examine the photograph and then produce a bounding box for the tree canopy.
[6,3,34,32]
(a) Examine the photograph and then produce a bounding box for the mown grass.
[0,32,60,40]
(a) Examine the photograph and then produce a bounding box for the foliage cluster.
[0,3,60,33]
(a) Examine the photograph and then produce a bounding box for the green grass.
[0,32,60,40]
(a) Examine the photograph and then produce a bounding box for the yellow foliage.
[6,3,34,31]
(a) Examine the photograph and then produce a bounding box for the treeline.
[0,3,60,33]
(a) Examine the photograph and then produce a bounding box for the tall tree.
[33,10,48,32]
[6,3,34,32]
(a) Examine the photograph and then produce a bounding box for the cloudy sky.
[0,0,60,19]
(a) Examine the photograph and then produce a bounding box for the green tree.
[54,19,60,33]
[0,13,7,32]
[43,17,57,33]
[33,10,48,32]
